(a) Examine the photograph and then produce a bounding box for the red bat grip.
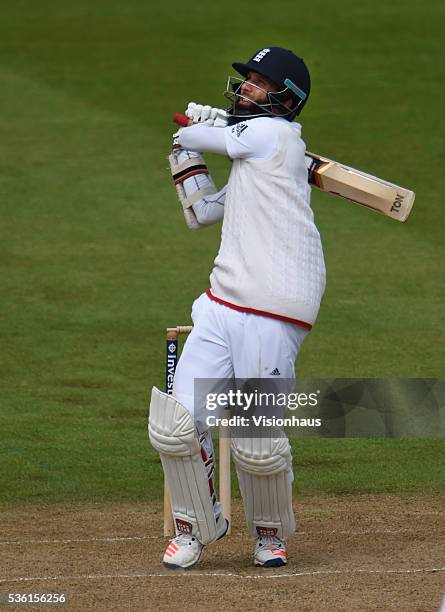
[173,113,191,127]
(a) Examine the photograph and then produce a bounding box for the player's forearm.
[178,124,228,155]
[192,185,226,225]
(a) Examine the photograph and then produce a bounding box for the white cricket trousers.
[173,292,309,429]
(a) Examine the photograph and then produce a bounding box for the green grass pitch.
[0,0,444,505]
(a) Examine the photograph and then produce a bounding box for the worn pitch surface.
[1,496,444,611]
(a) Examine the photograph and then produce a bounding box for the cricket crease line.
[0,528,432,546]
[1,567,444,583]
[0,536,160,545]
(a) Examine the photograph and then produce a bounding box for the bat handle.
[173,113,192,127]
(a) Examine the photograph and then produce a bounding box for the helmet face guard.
[224,76,305,123]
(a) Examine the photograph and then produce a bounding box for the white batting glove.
[186,102,229,127]
[172,127,184,148]
[213,108,229,127]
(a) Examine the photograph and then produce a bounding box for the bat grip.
[173,113,191,127]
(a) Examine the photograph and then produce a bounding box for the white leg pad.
[148,386,218,544]
[231,432,296,539]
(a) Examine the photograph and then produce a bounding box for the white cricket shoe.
[254,535,287,568]
[163,515,229,570]
[163,533,203,569]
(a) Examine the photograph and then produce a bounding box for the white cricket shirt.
[179,117,326,329]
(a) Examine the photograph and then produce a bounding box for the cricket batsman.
[148,47,326,569]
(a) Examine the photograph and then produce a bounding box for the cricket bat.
[305,152,414,222]
[173,113,415,222]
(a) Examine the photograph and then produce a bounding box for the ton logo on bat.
[391,193,405,213]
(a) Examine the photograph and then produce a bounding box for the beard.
[230,96,268,121]
[227,93,280,125]
[235,96,263,113]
